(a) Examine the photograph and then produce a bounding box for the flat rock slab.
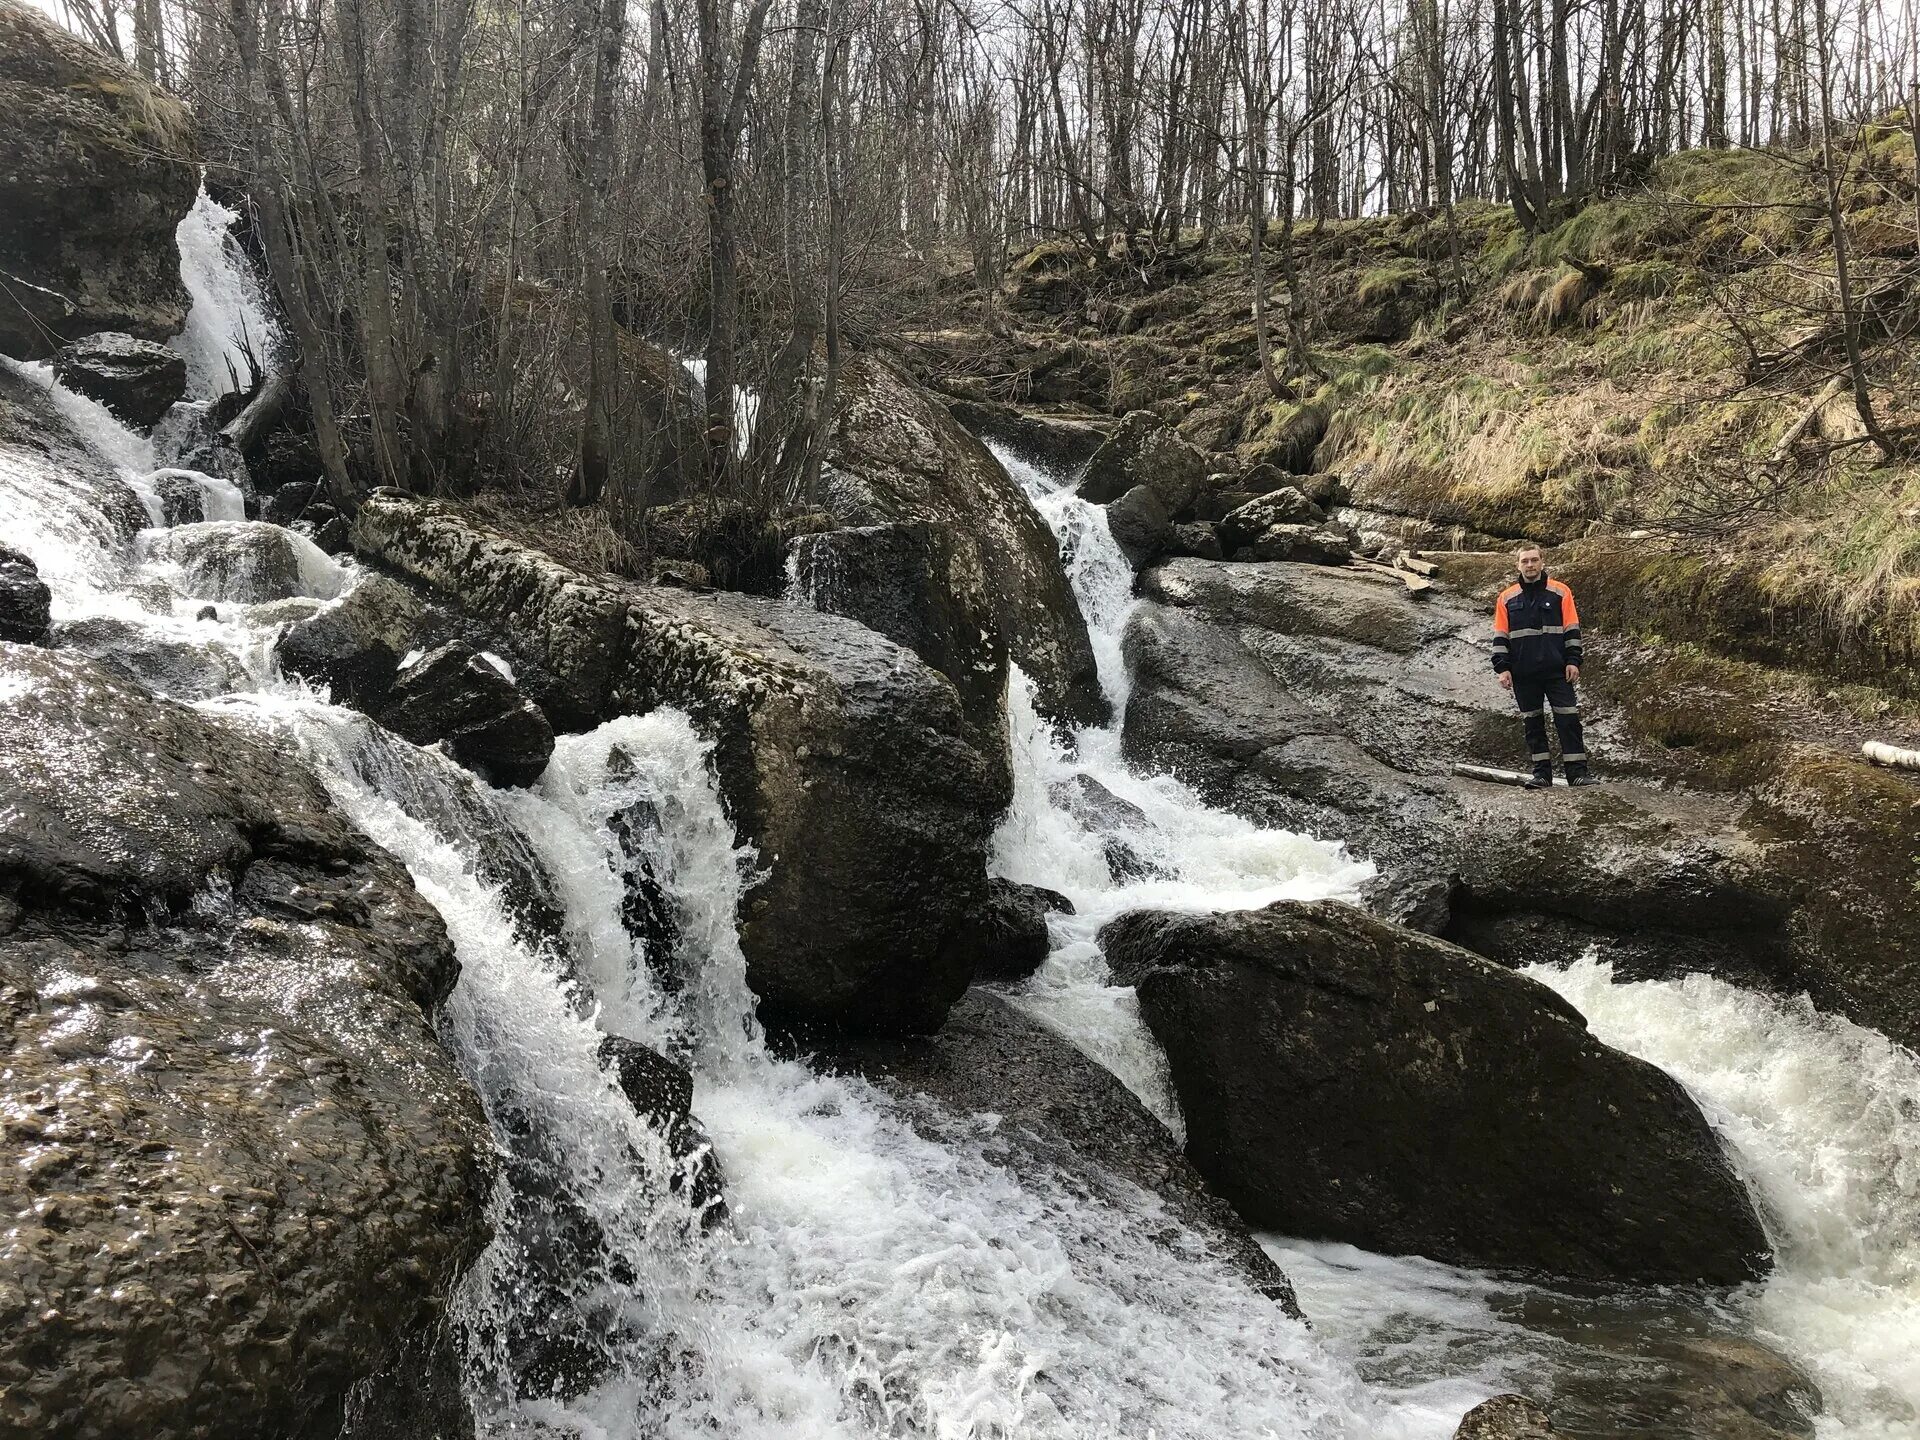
[353,491,999,1034]
[1101,900,1771,1286]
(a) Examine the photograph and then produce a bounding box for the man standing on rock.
[1492,545,1594,788]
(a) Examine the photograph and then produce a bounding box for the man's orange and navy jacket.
[1491,573,1582,677]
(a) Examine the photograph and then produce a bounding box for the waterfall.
[171,187,285,397]
[0,187,1459,1439]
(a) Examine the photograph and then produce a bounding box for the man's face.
[1516,548,1545,581]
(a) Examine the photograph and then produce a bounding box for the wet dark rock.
[945,397,1110,473]
[150,467,213,525]
[302,512,352,555]
[939,876,1064,981]
[1078,410,1210,517]
[51,613,247,699]
[252,427,324,493]
[0,544,52,644]
[353,491,999,1035]
[789,520,1012,808]
[1101,900,1771,1285]
[0,645,492,1440]
[1219,485,1327,550]
[1456,1395,1556,1439]
[1232,521,1353,565]
[379,641,555,789]
[598,1035,726,1223]
[826,354,1105,728]
[195,603,218,622]
[151,520,311,603]
[1168,521,1224,560]
[51,332,187,427]
[274,571,450,713]
[262,478,320,525]
[0,1,199,359]
[831,989,1301,1310]
[1105,483,1175,569]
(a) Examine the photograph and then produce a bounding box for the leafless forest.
[55,0,1920,526]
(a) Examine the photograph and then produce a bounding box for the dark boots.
[1524,762,1555,789]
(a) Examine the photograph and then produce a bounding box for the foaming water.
[981,439,1371,1129]
[1536,958,1920,1436]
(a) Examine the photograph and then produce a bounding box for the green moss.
[1355,257,1427,305]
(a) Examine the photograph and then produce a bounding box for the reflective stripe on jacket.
[1491,574,1582,676]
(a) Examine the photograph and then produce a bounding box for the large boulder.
[273,571,451,712]
[52,332,187,428]
[0,645,492,1438]
[1078,409,1210,516]
[825,354,1105,727]
[0,0,199,358]
[379,640,555,789]
[788,520,1011,806]
[1103,901,1771,1284]
[352,491,999,1034]
[934,876,1064,981]
[830,989,1300,1308]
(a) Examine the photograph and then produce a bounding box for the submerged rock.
[0,1,199,358]
[353,491,999,1035]
[51,613,248,699]
[831,989,1300,1309]
[0,645,492,1439]
[380,641,555,789]
[826,354,1106,727]
[0,544,51,643]
[1102,900,1772,1285]
[51,331,187,427]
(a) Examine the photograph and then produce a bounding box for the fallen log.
[1862,740,1920,772]
[1452,762,1562,787]
[219,366,295,455]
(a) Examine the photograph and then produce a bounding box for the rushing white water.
[0,197,1458,1439]
[982,440,1373,1129]
[171,187,283,396]
[1539,959,1920,1437]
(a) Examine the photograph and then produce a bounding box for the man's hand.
[1565,664,1580,683]
[1498,672,1513,691]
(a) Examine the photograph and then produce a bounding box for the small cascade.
[982,438,1372,1128]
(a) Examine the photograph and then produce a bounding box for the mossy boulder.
[0,0,199,358]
